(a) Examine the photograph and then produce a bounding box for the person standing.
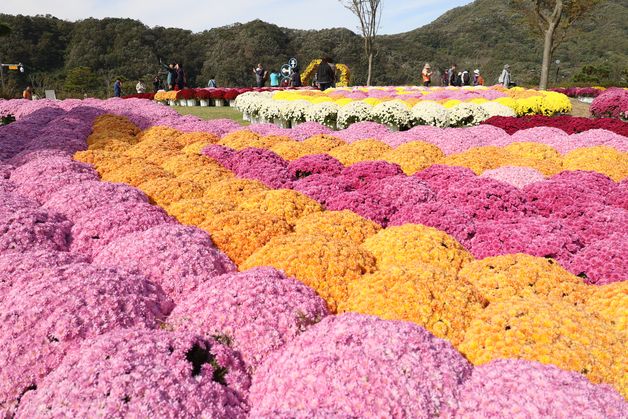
[175,63,186,90]
[113,79,122,97]
[327,58,337,88]
[160,59,177,90]
[269,70,280,87]
[253,64,266,88]
[473,69,484,86]
[316,58,335,91]
[207,76,217,88]
[136,79,146,94]
[499,64,511,88]
[421,63,432,87]
[291,67,302,87]
[22,85,33,100]
[153,75,161,92]
[461,69,471,86]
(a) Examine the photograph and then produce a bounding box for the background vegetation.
[0,0,625,98]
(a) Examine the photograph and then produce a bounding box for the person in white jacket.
[499,64,511,88]
[136,80,146,94]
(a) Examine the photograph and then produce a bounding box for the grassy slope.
[172,106,250,125]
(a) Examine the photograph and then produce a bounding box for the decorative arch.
[300,60,351,87]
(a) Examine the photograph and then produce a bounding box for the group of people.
[421,63,514,88]
[253,64,302,88]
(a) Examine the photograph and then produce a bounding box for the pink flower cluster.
[590,88,628,119]
[549,87,604,98]
[482,114,628,136]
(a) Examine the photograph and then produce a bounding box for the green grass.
[173,106,249,125]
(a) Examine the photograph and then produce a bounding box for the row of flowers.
[153,87,314,103]
[0,99,626,416]
[590,88,628,120]
[549,86,606,98]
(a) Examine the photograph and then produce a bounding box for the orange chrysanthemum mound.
[101,161,173,186]
[218,130,288,150]
[204,178,269,204]
[73,150,134,175]
[362,224,473,274]
[563,146,628,181]
[294,210,381,244]
[124,137,183,165]
[459,295,627,396]
[242,233,377,312]
[176,165,234,189]
[300,135,346,152]
[458,254,587,305]
[90,114,140,139]
[200,210,292,265]
[237,189,323,226]
[582,281,627,337]
[136,126,182,143]
[175,131,220,147]
[166,198,235,226]
[137,178,205,208]
[182,141,213,155]
[441,146,511,175]
[161,153,213,176]
[341,264,487,345]
[328,139,392,166]
[383,141,445,175]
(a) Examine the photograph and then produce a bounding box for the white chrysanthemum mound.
[304,103,340,127]
[371,100,412,128]
[280,100,310,123]
[412,101,449,127]
[337,101,373,129]
[448,103,490,127]
[480,101,517,118]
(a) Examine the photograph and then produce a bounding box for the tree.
[515,0,601,90]
[339,0,382,86]
[64,66,100,96]
[0,22,10,37]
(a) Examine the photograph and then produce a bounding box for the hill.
[0,0,626,97]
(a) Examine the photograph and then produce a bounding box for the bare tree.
[340,0,382,86]
[515,0,601,90]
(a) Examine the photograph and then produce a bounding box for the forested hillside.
[0,0,625,97]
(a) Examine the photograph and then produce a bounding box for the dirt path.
[569,98,591,117]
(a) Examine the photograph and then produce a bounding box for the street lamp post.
[555,59,561,84]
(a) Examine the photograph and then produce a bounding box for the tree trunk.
[539,25,556,90]
[367,52,373,86]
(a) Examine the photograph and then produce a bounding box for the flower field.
[0,96,627,417]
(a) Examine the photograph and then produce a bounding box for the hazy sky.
[3,0,474,34]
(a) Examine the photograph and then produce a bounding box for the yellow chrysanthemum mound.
[340,264,487,345]
[124,137,183,165]
[74,150,134,175]
[242,233,377,312]
[363,224,474,274]
[441,146,511,175]
[269,135,346,160]
[175,132,220,147]
[101,161,173,186]
[161,153,213,176]
[328,139,392,166]
[503,156,563,176]
[563,146,628,181]
[136,126,182,143]
[137,178,205,208]
[237,189,323,226]
[86,138,133,153]
[504,142,562,161]
[294,210,381,245]
[91,114,140,138]
[300,134,346,153]
[269,141,308,160]
[176,165,234,189]
[182,141,213,155]
[218,130,287,150]
[581,282,627,337]
[459,295,627,396]
[166,198,235,226]
[203,178,269,204]
[457,254,587,305]
[382,141,445,175]
[200,210,292,265]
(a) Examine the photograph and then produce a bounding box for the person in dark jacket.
[316,58,335,91]
[291,67,302,87]
[113,79,122,97]
[160,59,177,90]
[175,63,186,90]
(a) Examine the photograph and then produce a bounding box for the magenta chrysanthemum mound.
[287,154,344,180]
[42,180,149,221]
[449,359,627,418]
[249,313,472,418]
[9,156,99,203]
[168,267,330,370]
[608,180,628,210]
[93,224,236,302]
[0,163,13,179]
[413,164,476,192]
[0,207,72,254]
[70,202,175,259]
[0,264,172,417]
[201,144,237,168]
[229,147,291,188]
[0,250,88,302]
[340,161,403,189]
[568,233,627,285]
[480,166,546,189]
[17,329,251,419]
[292,174,353,205]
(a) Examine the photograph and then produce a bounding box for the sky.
[3,0,474,35]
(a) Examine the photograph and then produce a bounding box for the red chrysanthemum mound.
[168,267,330,370]
[93,224,236,302]
[0,264,172,417]
[249,313,472,418]
[17,329,251,419]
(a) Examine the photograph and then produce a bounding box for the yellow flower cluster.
[563,146,628,181]
[328,139,392,166]
[200,210,293,265]
[270,134,344,160]
[581,282,627,338]
[242,234,377,312]
[167,197,235,226]
[362,224,474,274]
[154,90,177,101]
[457,254,587,305]
[176,132,220,147]
[161,154,214,176]
[137,178,205,209]
[177,165,234,188]
[218,130,289,150]
[382,141,445,174]
[294,210,381,245]
[124,136,183,166]
[203,178,269,204]
[459,295,627,396]
[237,189,323,226]
[102,161,173,186]
[341,264,487,344]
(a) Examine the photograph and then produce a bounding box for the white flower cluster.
[258,100,284,121]
[337,101,373,129]
[448,103,490,127]
[281,100,310,123]
[480,101,517,118]
[411,101,449,127]
[371,100,412,128]
[304,103,340,127]
[234,92,273,118]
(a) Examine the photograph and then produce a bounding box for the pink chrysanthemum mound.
[568,233,627,285]
[0,250,88,302]
[70,202,175,259]
[201,144,237,168]
[17,329,251,419]
[449,359,627,418]
[340,160,403,189]
[608,180,628,210]
[0,264,172,417]
[414,164,476,192]
[480,166,546,189]
[249,313,472,418]
[93,224,236,302]
[229,147,292,188]
[43,180,149,221]
[288,154,344,180]
[0,207,72,254]
[168,267,330,370]
[562,205,628,246]
[293,174,353,205]
[0,163,13,179]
